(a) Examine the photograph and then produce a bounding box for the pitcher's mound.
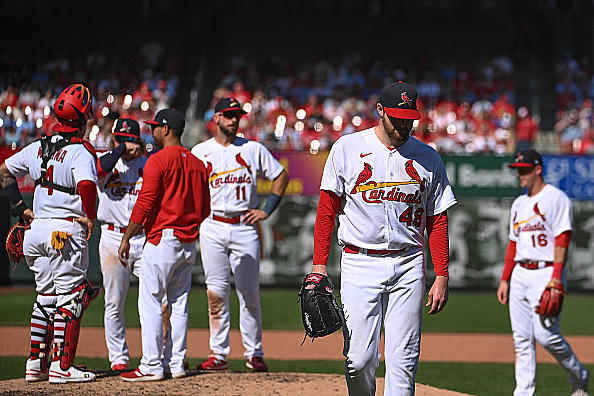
[0,371,470,395]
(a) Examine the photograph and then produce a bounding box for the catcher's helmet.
[53,84,93,132]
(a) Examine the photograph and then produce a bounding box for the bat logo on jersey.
[512,204,547,236]
[399,92,412,107]
[350,162,423,204]
[208,154,253,188]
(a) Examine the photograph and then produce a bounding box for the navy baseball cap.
[144,108,185,132]
[112,118,140,142]
[214,97,247,115]
[508,149,543,168]
[379,81,421,120]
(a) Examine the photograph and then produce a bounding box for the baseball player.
[0,83,99,383]
[119,108,210,381]
[96,118,145,371]
[191,97,289,372]
[497,149,589,396]
[311,82,456,396]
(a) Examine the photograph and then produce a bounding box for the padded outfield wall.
[4,148,594,289]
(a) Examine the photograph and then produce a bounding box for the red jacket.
[130,145,210,244]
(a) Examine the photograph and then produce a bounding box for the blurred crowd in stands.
[0,40,180,152]
[554,55,594,154]
[1,47,592,155]
[204,53,592,155]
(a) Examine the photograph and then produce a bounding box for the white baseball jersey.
[97,155,147,227]
[190,137,284,216]
[4,136,97,218]
[320,128,456,250]
[508,183,572,262]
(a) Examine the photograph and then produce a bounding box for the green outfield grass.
[0,356,589,395]
[1,288,594,334]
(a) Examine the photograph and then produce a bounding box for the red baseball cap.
[379,81,421,120]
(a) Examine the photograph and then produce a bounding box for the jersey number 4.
[41,165,55,195]
[399,207,424,227]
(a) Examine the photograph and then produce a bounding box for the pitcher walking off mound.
[311,82,456,396]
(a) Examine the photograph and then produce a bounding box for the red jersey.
[130,145,210,244]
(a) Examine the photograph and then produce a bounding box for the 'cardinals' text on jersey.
[320,128,456,250]
[509,184,572,262]
[190,137,284,216]
[97,155,147,227]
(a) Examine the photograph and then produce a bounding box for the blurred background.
[1,0,593,289]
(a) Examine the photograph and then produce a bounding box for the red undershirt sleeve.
[130,156,162,225]
[501,240,517,282]
[426,211,449,277]
[77,180,97,220]
[553,230,572,279]
[313,190,341,266]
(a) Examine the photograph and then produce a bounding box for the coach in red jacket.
[118,108,210,381]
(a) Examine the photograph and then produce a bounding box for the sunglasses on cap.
[115,135,141,144]
[220,111,244,119]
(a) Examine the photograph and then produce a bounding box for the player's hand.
[242,209,268,225]
[496,280,510,305]
[306,265,328,289]
[426,275,448,315]
[124,141,142,158]
[21,208,35,223]
[118,239,131,267]
[74,217,95,240]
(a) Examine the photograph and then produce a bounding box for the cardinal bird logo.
[405,160,424,192]
[138,167,143,178]
[235,153,251,173]
[533,203,546,222]
[206,161,213,178]
[399,92,412,107]
[351,162,373,194]
[106,169,120,185]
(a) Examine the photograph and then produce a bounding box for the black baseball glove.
[6,220,29,263]
[298,273,344,341]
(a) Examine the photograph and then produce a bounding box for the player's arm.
[552,230,571,280]
[119,157,163,265]
[243,169,289,225]
[311,189,341,276]
[496,240,517,305]
[0,162,34,222]
[97,141,141,178]
[425,210,449,315]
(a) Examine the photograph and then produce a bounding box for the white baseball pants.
[98,225,144,367]
[23,218,89,295]
[137,229,195,376]
[199,218,263,360]
[341,247,425,396]
[509,266,588,396]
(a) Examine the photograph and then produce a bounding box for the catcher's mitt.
[536,278,565,317]
[298,273,344,341]
[6,220,29,263]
